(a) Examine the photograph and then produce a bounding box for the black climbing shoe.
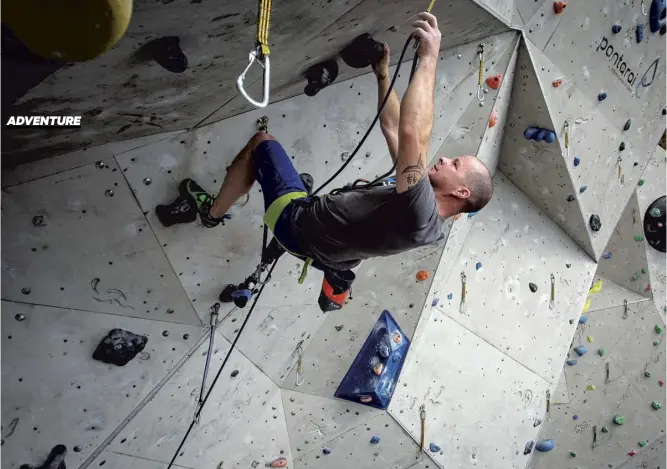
[156,179,224,228]
[300,173,314,195]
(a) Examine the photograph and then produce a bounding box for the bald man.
[156,12,493,310]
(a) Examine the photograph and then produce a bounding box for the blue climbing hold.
[334,310,410,410]
[475,262,482,271]
[535,439,555,452]
[650,0,666,32]
[602,251,612,260]
[542,131,556,143]
[579,185,588,193]
[566,359,578,366]
[579,315,588,324]
[468,212,478,218]
[524,127,540,140]
[612,24,622,34]
[574,345,588,356]
[524,126,557,143]
[636,24,645,43]
[322,447,331,455]
[573,156,581,167]
[573,415,580,420]
[370,436,381,444]
[432,298,439,307]
[429,443,441,453]
[447,293,453,300]
[598,92,607,101]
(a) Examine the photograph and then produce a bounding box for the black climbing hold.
[230,369,239,378]
[644,196,666,253]
[589,214,602,232]
[649,0,666,33]
[304,59,339,97]
[21,287,31,295]
[598,92,607,101]
[137,36,188,73]
[340,33,385,69]
[32,215,46,227]
[529,283,538,293]
[663,109,666,115]
[523,440,535,455]
[661,23,666,34]
[92,329,148,367]
[15,313,25,321]
[623,119,631,131]
[20,444,67,469]
[619,142,626,151]
[636,24,645,43]
[566,195,575,202]
[183,333,190,340]
[612,24,622,34]
[162,330,169,337]
[566,263,571,268]
[73,445,81,452]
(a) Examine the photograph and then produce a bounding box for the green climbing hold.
[652,401,662,410]
[639,440,648,448]
[655,325,664,334]
[634,235,644,241]
[638,179,645,186]
[597,347,605,357]
[650,207,662,218]
[645,371,652,378]
[614,415,625,425]
[632,273,641,281]
[654,340,661,346]
[641,267,647,274]
[601,426,609,433]
[569,451,577,457]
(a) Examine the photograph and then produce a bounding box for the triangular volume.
[334,310,410,410]
[597,192,652,297]
[499,38,596,258]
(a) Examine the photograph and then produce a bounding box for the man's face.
[428,156,475,197]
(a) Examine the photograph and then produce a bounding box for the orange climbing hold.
[552,78,563,88]
[553,1,567,14]
[267,457,289,467]
[416,270,430,281]
[485,74,502,90]
[489,109,499,128]
[454,214,462,220]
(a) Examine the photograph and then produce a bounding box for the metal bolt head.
[289,397,295,402]
[365,152,371,158]
[143,178,152,186]
[521,65,527,70]
[95,161,106,169]
[483,88,489,94]
[479,102,484,107]
[105,189,114,197]
[291,411,296,416]
[15,313,25,321]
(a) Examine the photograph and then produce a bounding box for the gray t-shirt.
[290,177,441,271]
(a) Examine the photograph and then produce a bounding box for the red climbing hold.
[628,449,637,457]
[267,457,289,467]
[485,74,502,90]
[553,1,567,14]
[552,78,563,88]
[659,379,664,387]
[416,270,430,282]
[489,109,499,128]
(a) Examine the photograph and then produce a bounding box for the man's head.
[428,156,493,214]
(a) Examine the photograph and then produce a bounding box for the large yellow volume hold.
[4,0,133,62]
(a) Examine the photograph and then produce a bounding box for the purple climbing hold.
[524,127,556,143]
[475,262,482,271]
[650,0,666,32]
[429,443,442,453]
[579,185,588,193]
[573,156,581,167]
[573,415,580,420]
[524,127,540,140]
[579,315,588,324]
[543,130,556,143]
[432,298,439,307]
[574,345,588,356]
[598,92,607,101]
[612,24,622,34]
[636,24,645,43]
[602,251,612,260]
[322,447,331,455]
[447,293,453,300]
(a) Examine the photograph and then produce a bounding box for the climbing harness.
[549,273,556,310]
[476,44,485,102]
[563,120,570,160]
[419,404,426,452]
[237,0,272,107]
[295,340,305,386]
[459,272,467,314]
[195,303,220,423]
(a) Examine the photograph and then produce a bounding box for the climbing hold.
[304,59,339,97]
[645,371,652,378]
[597,347,605,357]
[468,212,478,218]
[15,313,26,321]
[21,287,31,295]
[92,329,148,367]
[582,298,591,312]
[475,262,482,271]
[552,78,563,88]
[612,24,622,34]
[553,1,567,14]
[523,440,535,455]
[533,419,542,427]
[589,214,602,232]
[183,333,189,340]
[340,33,384,69]
[566,359,578,366]
[574,345,588,356]
[372,362,384,376]
[489,108,499,128]
[529,283,538,293]
[32,215,46,227]
[602,251,612,260]
[632,273,641,281]
[650,207,662,217]
[322,447,331,455]
[535,439,555,452]
[143,177,152,186]
[623,119,632,131]
[641,267,647,274]
[431,298,439,307]
[628,449,638,457]
[566,195,575,202]
[589,279,603,293]
[105,189,115,197]
[598,92,607,101]
[95,161,106,169]
[634,235,644,241]
[601,426,609,433]
[524,127,557,143]
[654,340,660,346]
[162,330,170,337]
[267,457,288,467]
[231,369,239,378]
[138,36,188,73]
[587,385,596,391]
[416,270,429,281]
[569,451,577,457]
[378,342,390,358]
[659,379,665,387]
[19,444,68,469]
[614,415,625,425]
[619,142,626,151]
[429,443,441,453]
[579,185,588,193]
[579,315,588,324]
[573,156,580,167]
[572,415,579,420]
[638,440,648,448]
[587,336,593,343]
[486,74,503,90]
[655,324,664,334]
[370,436,381,444]
[645,283,652,293]
[636,24,645,43]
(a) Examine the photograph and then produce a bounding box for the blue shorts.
[253,140,307,254]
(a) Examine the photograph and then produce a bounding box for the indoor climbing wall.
[2,0,665,467]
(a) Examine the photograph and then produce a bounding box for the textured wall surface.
[1,0,665,468]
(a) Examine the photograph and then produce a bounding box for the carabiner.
[237,48,271,108]
[641,1,647,15]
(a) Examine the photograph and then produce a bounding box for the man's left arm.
[373,44,401,164]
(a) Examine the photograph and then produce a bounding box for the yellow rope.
[478,57,484,85]
[257,0,271,56]
[427,0,436,12]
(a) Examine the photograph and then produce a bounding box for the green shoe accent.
[181,179,214,212]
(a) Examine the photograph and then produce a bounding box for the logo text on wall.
[596,37,660,96]
[5,116,82,127]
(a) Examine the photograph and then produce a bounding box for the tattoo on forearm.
[377,73,387,81]
[401,156,425,188]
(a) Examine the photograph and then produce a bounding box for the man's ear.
[454,186,471,199]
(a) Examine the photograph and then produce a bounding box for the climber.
[156,12,493,309]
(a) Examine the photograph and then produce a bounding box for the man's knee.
[248,132,276,152]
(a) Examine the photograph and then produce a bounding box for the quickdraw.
[564,120,570,159]
[295,341,305,386]
[237,0,272,107]
[549,273,556,310]
[459,272,468,314]
[477,44,485,102]
[617,156,625,187]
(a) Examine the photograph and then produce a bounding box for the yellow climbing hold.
[582,298,591,312]
[587,385,596,391]
[589,279,603,294]
[587,336,594,343]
